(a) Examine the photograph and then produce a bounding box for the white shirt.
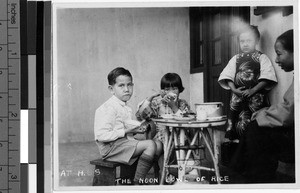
[94,95,134,142]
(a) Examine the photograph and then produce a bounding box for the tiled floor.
[58,141,295,187]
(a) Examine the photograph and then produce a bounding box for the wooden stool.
[90,158,160,185]
[90,159,137,186]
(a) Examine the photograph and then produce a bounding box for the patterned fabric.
[218,52,277,90]
[136,97,191,143]
[229,51,272,138]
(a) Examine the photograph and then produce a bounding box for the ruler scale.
[0,0,21,193]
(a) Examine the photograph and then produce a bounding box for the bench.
[90,158,160,185]
[90,159,137,185]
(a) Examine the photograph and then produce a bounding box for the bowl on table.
[195,102,224,121]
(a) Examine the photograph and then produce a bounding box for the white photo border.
[51,0,300,192]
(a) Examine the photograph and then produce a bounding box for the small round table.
[152,116,227,184]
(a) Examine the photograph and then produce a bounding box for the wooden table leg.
[177,128,186,181]
[212,129,221,184]
[173,129,180,162]
[160,127,174,185]
[184,130,199,165]
[160,127,169,185]
[201,128,221,184]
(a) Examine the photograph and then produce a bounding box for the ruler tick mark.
[3,1,21,191]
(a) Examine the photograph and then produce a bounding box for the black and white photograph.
[52,0,298,191]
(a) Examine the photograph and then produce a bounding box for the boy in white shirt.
[94,67,162,185]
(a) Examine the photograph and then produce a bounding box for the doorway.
[190,7,250,115]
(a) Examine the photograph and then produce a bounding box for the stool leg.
[93,165,116,186]
[154,161,160,183]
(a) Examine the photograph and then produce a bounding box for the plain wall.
[54,7,294,143]
[54,8,190,143]
[190,73,204,112]
[251,8,294,105]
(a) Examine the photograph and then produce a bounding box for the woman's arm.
[254,81,294,128]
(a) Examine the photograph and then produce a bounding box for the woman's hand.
[125,123,147,134]
[124,120,149,134]
[134,122,149,133]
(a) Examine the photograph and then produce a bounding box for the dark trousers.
[230,120,295,183]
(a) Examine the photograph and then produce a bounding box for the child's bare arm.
[242,80,269,98]
[227,80,245,97]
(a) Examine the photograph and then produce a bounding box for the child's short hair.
[238,25,260,41]
[276,29,293,53]
[160,73,184,93]
[107,67,132,85]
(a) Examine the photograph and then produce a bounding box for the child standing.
[218,25,277,140]
[94,67,162,185]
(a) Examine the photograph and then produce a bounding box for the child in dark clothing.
[218,25,277,140]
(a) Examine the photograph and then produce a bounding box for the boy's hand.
[233,86,245,97]
[242,89,255,98]
[134,122,149,133]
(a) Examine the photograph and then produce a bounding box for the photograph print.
[51,1,298,190]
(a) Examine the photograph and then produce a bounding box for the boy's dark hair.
[238,25,260,41]
[107,67,132,85]
[276,29,293,53]
[160,73,185,93]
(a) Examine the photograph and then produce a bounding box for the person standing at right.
[241,29,295,183]
[218,25,277,140]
